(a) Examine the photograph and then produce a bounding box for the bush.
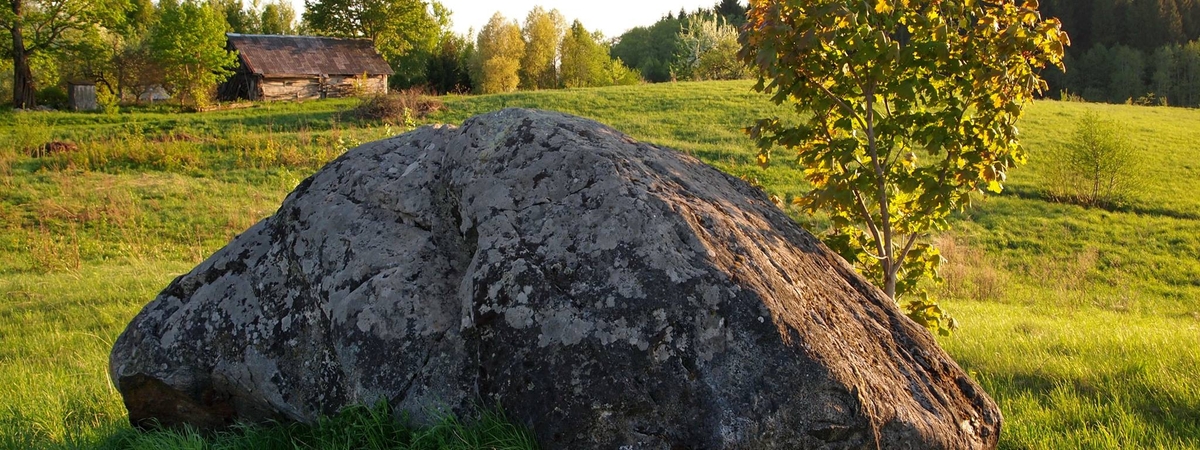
[1046,112,1141,208]
[354,89,445,126]
[36,86,68,109]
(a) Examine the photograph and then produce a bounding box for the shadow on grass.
[1001,186,1200,221]
[89,403,539,450]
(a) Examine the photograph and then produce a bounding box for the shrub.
[36,86,68,109]
[353,89,445,126]
[1046,112,1141,208]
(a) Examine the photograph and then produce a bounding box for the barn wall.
[253,74,387,102]
[323,75,388,98]
[261,77,323,101]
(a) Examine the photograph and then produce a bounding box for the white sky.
[288,0,721,40]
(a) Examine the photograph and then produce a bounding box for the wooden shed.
[68,82,99,111]
[219,34,394,102]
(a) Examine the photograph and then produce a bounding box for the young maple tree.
[739,0,1068,333]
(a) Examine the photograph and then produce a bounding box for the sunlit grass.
[1,80,1198,448]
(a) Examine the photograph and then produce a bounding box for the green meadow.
[1,80,1198,449]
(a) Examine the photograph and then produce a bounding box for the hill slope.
[1,80,1198,449]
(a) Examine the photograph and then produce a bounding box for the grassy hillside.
[1,80,1197,449]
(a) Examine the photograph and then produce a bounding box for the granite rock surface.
[110,108,1001,449]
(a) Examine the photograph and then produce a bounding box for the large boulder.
[110,108,1000,449]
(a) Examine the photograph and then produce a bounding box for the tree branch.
[795,64,867,131]
[890,232,920,280]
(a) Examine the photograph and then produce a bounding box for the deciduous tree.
[302,0,448,86]
[558,20,606,87]
[425,31,471,93]
[1,0,125,108]
[149,0,236,108]
[472,12,523,93]
[611,15,684,82]
[740,0,1068,333]
[676,15,746,81]
[519,6,563,89]
[213,0,261,34]
[259,0,295,34]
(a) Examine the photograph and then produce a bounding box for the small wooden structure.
[219,34,394,102]
[68,82,98,111]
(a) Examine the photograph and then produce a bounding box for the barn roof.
[227,34,395,77]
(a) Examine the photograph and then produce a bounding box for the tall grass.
[1,81,1198,449]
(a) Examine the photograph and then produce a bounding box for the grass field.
[1,80,1198,449]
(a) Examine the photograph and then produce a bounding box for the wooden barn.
[219,34,394,102]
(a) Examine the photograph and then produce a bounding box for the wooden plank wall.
[261,78,322,101]
[260,75,387,101]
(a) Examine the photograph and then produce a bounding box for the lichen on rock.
[110,108,1001,449]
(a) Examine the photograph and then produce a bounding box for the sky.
[288,0,722,40]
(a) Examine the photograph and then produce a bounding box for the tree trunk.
[9,0,36,109]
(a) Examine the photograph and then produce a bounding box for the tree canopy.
[472,12,524,93]
[740,0,1068,333]
[149,0,237,108]
[302,0,449,86]
[519,6,564,90]
[2,0,127,107]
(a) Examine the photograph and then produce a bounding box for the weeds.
[354,89,445,126]
[2,82,1199,449]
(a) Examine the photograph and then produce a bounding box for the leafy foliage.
[260,0,297,34]
[426,32,473,94]
[739,0,1069,333]
[1045,112,1141,208]
[559,20,640,88]
[148,0,238,109]
[302,0,448,87]
[472,13,524,94]
[676,15,748,81]
[1,0,128,107]
[558,20,608,88]
[519,7,565,90]
[212,0,262,34]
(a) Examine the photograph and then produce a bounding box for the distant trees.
[676,16,746,81]
[558,21,607,88]
[610,17,682,82]
[472,13,524,94]
[1035,0,1200,104]
[260,1,297,35]
[149,0,237,108]
[1040,0,1199,53]
[302,0,449,87]
[1058,41,1200,106]
[519,7,564,90]
[1,0,125,108]
[558,20,638,88]
[425,32,472,94]
[213,0,261,34]
[464,10,638,94]
[611,1,751,83]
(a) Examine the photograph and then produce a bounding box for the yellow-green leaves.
[740,0,1068,334]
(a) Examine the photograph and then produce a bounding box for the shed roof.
[227,34,395,77]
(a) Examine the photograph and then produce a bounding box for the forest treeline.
[448,0,751,94]
[7,0,1200,108]
[1041,0,1200,106]
[0,0,751,108]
